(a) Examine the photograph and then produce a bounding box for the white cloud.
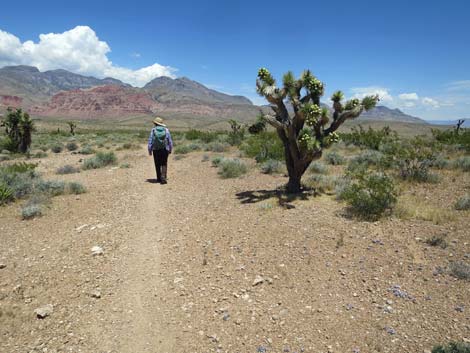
[350,86,393,102]
[445,80,470,91]
[398,92,419,100]
[422,97,440,109]
[0,26,176,87]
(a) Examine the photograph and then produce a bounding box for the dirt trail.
[1,147,469,353]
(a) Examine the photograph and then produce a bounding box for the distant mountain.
[358,106,426,124]
[144,76,252,106]
[0,65,427,125]
[426,119,469,127]
[0,65,128,104]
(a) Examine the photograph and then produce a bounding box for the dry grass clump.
[394,196,456,224]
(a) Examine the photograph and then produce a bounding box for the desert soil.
[0,146,469,353]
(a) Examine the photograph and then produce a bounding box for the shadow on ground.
[145,178,160,184]
[236,188,317,209]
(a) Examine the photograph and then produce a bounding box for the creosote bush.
[449,262,470,281]
[211,156,224,167]
[79,145,95,155]
[51,144,63,153]
[67,182,86,194]
[65,141,78,151]
[217,158,247,178]
[82,151,117,170]
[432,341,470,353]
[341,172,397,221]
[174,143,201,155]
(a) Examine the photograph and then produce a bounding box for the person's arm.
[166,129,173,153]
[147,129,154,155]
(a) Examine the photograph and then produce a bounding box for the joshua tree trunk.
[256,68,379,193]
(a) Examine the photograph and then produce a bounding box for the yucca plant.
[0,108,35,153]
[256,68,379,192]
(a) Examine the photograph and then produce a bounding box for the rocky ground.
[0,147,469,353]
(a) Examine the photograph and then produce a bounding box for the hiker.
[148,117,173,184]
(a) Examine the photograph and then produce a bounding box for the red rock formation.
[0,95,23,108]
[32,85,158,119]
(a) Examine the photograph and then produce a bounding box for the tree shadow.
[236,187,318,209]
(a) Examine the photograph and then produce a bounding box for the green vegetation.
[432,128,470,152]
[174,143,201,154]
[227,119,245,146]
[308,162,328,174]
[240,131,284,162]
[260,159,284,174]
[51,144,63,153]
[455,195,470,210]
[432,342,470,353]
[450,261,470,281]
[56,165,80,175]
[82,151,117,170]
[217,158,247,178]
[211,156,224,167]
[341,125,398,151]
[0,108,35,153]
[324,151,345,165]
[65,141,79,151]
[67,182,87,194]
[340,172,397,220]
[21,204,42,220]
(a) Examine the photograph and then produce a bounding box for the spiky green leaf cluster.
[302,103,322,126]
[323,132,340,147]
[344,98,361,111]
[298,128,320,151]
[362,95,379,111]
[258,68,275,85]
[320,108,330,126]
[331,91,344,103]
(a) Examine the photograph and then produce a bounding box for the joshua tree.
[1,108,35,153]
[68,121,77,136]
[455,119,465,134]
[256,68,379,193]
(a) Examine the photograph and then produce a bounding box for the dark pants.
[152,149,169,182]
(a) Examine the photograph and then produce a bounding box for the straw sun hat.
[152,117,166,126]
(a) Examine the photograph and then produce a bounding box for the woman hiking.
[148,117,173,184]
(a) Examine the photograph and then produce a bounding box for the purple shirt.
[148,127,173,153]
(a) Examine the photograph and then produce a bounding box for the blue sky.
[0,0,469,121]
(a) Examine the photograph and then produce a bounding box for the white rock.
[34,304,53,319]
[253,275,264,286]
[91,246,104,256]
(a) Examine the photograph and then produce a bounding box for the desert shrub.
[82,151,117,170]
[218,158,247,178]
[51,144,63,153]
[79,145,95,155]
[65,141,78,151]
[454,195,470,210]
[174,143,201,155]
[0,163,38,199]
[347,150,387,172]
[308,162,328,174]
[21,204,42,220]
[120,163,131,168]
[32,151,48,158]
[432,128,470,152]
[0,183,14,205]
[240,131,284,162]
[185,129,219,143]
[340,126,398,151]
[67,182,86,194]
[449,262,470,281]
[324,151,345,165]
[453,156,470,171]
[431,155,451,169]
[398,158,440,183]
[341,172,397,220]
[201,154,210,162]
[425,234,448,249]
[206,142,229,152]
[56,165,80,175]
[304,174,341,193]
[394,197,455,225]
[260,159,283,174]
[227,120,245,146]
[211,156,224,167]
[432,342,470,353]
[1,162,37,174]
[36,180,66,196]
[0,154,11,162]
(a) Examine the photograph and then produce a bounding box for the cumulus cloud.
[398,92,419,100]
[422,97,440,109]
[0,26,176,87]
[350,86,393,102]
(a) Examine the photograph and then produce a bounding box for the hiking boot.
[161,166,168,184]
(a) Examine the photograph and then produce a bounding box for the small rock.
[91,246,103,256]
[253,275,264,286]
[455,305,464,312]
[0,263,6,269]
[34,304,53,319]
[384,326,396,335]
[90,290,101,299]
